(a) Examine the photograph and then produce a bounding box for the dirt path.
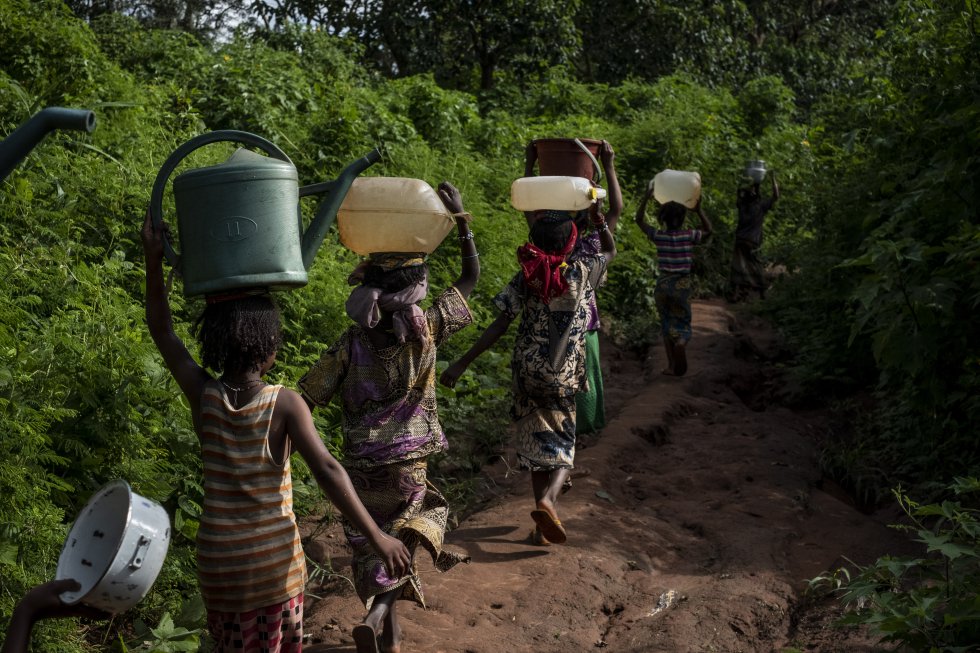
[303,299,910,653]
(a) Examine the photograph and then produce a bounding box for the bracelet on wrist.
[461,252,480,260]
[458,231,475,241]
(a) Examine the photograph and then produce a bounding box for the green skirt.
[575,330,606,435]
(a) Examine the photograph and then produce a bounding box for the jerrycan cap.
[174,148,297,191]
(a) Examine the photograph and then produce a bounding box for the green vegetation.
[1,0,977,651]
[766,1,980,506]
[809,478,980,651]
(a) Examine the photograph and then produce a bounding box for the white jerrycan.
[652,170,701,208]
[511,176,606,212]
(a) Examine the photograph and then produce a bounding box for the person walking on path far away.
[142,214,410,653]
[729,171,779,301]
[635,186,713,377]
[297,182,478,653]
[440,203,616,547]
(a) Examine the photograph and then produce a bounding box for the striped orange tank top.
[196,381,306,612]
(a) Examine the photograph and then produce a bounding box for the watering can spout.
[300,148,382,270]
[0,107,96,183]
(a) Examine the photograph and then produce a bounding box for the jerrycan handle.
[148,130,294,268]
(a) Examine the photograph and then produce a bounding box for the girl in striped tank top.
[141,214,410,653]
[635,189,713,376]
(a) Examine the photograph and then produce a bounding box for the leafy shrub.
[809,478,980,651]
[388,74,480,151]
[737,75,796,136]
[0,0,106,102]
[766,0,980,501]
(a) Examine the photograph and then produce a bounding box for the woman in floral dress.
[441,209,616,546]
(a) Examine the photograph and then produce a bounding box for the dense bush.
[765,0,980,503]
[809,478,980,650]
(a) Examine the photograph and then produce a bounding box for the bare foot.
[661,368,677,376]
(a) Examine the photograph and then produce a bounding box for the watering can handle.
[148,130,294,268]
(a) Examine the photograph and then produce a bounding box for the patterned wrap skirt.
[654,273,694,344]
[575,330,606,435]
[205,593,303,653]
[730,239,766,291]
[512,392,577,471]
[343,458,469,609]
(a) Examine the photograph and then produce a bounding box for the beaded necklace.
[219,378,265,404]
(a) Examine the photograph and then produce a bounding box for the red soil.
[302,299,912,653]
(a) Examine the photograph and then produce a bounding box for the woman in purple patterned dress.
[298,182,478,653]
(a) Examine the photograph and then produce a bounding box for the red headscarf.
[517,220,578,304]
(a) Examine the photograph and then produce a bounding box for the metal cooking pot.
[56,480,171,614]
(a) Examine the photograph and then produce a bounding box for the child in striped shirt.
[141,213,410,653]
[635,188,712,376]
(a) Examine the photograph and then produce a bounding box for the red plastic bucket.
[531,138,602,180]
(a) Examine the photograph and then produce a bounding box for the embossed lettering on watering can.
[210,217,258,242]
[150,130,380,297]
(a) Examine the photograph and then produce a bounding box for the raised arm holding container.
[636,178,711,377]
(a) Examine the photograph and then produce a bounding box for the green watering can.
[149,130,380,297]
